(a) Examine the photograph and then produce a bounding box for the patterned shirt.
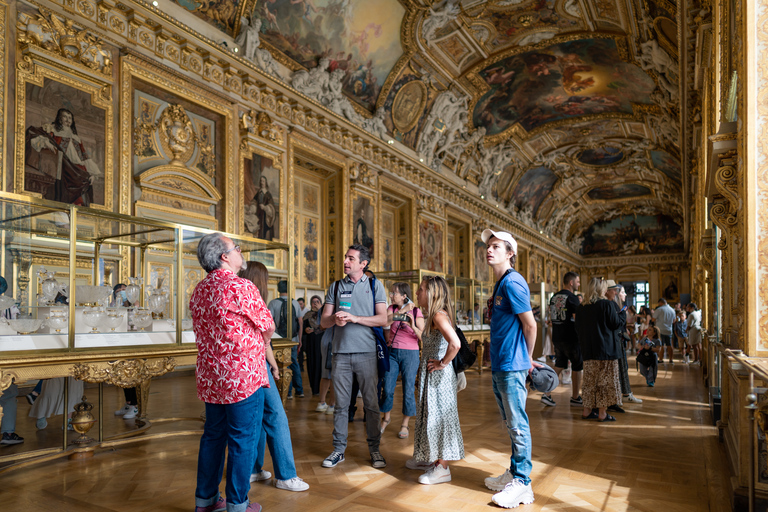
[190,268,273,404]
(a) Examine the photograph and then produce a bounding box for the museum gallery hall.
[0,0,762,510]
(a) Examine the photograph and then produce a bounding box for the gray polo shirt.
[653,304,676,336]
[268,296,302,342]
[325,274,387,353]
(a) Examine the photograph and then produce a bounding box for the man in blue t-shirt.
[481,228,540,509]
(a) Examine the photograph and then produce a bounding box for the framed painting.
[419,220,444,272]
[352,193,375,258]
[660,271,679,303]
[243,151,282,241]
[16,58,114,210]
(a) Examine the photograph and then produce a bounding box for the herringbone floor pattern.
[0,359,731,511]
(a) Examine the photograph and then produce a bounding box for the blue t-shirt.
[490,271,533,372]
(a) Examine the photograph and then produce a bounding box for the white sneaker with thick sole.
[122,406,138,419]
[275,477,309,491]
[492,480,535,509]
[485,469,514,491]
[249,470,272,482]
[406,458,433,470]
[315,402,328,412]
[325,406,335,415]
[418,464,451,485]
[114,403,132,416]
[625,393,643,404]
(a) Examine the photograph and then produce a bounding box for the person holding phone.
[380,282,424,438]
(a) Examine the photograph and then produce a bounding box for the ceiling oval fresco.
[253,0,405,110]
[471,38,657,135]
[577,145,625,166]
[650,149,681,183]
[510,166,558,214]
[587,183,652,201]
[581,214,683,256]
[478,0,581,49]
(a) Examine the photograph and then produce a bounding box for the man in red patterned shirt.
[190,232,275,512]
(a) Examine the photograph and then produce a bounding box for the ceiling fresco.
[253,0,406,109]
[469,38,657,135]
[192,0,685,255]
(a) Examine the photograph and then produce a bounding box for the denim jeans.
[195,388,265,512]
[287,345,304,397]
[253,363,298,480]
[380,348,419,416]
[0,383,18,433]
[331,352,381,453]
[492,371,532,485]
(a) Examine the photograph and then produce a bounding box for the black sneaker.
[540,395,556,407]
[607,404,626,413]
[569,396,583,407]
[0,432,24,445]
[322,451,345,468]
[25,392,37,405]
[370,451,387,469]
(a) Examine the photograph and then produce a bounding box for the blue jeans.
[253,363,298,480]
[492,371,532,485]
[380,348,419,416]
[287,345,304,397]
[0,383,18,433]
[195,388,265,512]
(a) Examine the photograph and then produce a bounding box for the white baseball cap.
[481,229,518,255]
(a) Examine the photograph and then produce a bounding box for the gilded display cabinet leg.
[476,341,485,375]
[272,345,294,404]
[135,379,151,427]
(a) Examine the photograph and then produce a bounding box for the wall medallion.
[391,80,427,134]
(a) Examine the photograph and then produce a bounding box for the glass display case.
[530,282,555,361]
[0,192,291,357]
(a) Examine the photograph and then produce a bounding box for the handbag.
[452,325,477,374]
[368,276,390,377]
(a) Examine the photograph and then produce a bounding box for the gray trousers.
[0,383,18,433]
[331,352,381,453]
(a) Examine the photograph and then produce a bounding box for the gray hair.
[197,232,228,273]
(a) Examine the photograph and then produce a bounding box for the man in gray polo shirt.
[320,244,388,469]
[653,298,676,364]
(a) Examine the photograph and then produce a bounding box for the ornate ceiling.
[174,0,682,255]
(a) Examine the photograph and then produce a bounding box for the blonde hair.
[584,277,607,304]
[420,275,454,337]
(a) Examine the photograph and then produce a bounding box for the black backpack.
[276,298,300,338]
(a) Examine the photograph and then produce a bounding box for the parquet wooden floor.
[0,360,732,511]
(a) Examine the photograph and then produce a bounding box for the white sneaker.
[122,406,139,419]
[418,463,451,485]
[315,402,328,412]
[405,458,433,470]
[114,403,132,416]
[485,469,514,491]
[325,406,335,415]
[249,470,272,482]
[275,477,309,492]
[625,393,643,404]
[492,480,535,509]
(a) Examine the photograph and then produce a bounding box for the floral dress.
[412,327,464,463]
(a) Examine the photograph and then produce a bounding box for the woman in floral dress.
[406,275,464,485]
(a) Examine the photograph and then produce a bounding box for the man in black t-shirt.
[541,272,583,407]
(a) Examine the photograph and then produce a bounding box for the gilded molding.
[755,0,768,352]
[72,357,176,387]
[0,0,6,192]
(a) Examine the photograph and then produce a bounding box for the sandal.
[398,425,409,439]
[380,418,391,433]
[581,411,599,420]
[599,414,616,422]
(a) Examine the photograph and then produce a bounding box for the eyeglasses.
[223,245,241,255]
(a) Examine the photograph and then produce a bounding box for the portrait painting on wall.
[419,220,443,272]
[254,0,405,110]
[474,239,489,282]
[446,232,455,276]
[660,271,679,303]
[577,146,625,166]
[580,214,684,256]
[472,38,656,135]
[587,183,651,201]
[352,195,375,256]
[244,153,280,241]
[510,166,558,214]
[650,150,682,184]
[23,78,106,207]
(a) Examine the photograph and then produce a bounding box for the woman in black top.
[575,277,624,422]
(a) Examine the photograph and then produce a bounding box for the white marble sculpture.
[478,142,516,195]
[417,90,467,162]
[648,114,678,146]
[637,39,676,78]
[421,0,461,44]
[362,107,389,140]
[291,57,331,101]
[518,31,557,46]
[235,17,283,80]
[563,0,582,18]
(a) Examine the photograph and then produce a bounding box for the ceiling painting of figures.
[650,150,681,183]
[581,214,683,256]
[471,38,656,135]
[577,145,625,166]
[254,0,405,110]
[510,166,558,214]
[548,119,623,146]
[171,0,249,35]
[479,0,581,49]
[587,183,651,201]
